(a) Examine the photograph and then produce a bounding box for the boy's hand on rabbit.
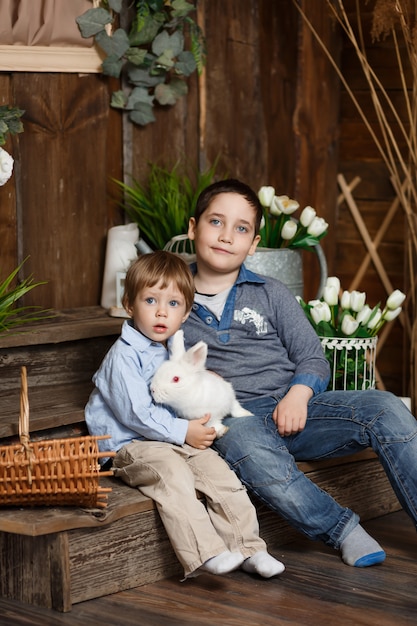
[185,415,217,449]
[272,385,312,437]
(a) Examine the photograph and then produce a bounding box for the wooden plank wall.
[0,72,123,309]
[0,1,408,397]
[335,1,408,395]
[0,0,339,307]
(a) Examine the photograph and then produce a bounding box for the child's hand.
[185,415,217,449]
[272,385,313,436]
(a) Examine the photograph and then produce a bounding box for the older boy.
[183,178,417,567]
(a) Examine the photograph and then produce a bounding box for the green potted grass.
[113,159,224,251]
[0,259,52,334]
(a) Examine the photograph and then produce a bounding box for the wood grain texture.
[0,510,415,625]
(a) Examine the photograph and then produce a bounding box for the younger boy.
[184,178,417,567]
[85,250,285,579]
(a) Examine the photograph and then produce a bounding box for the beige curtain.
[0,0,95,47]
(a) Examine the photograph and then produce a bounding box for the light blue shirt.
[85,320,189,460]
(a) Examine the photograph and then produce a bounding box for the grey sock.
[340,524,386,567]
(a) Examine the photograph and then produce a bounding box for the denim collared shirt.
[184,263,330,402]
[85,320,189,458]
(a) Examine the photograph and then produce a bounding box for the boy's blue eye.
[145,297,156,304]
[209,218,221,226]
[237,225,249,233]
[169,300,179,307]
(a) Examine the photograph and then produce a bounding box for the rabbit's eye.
[172,376,180,383]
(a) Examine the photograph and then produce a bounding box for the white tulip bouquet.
[297,277,406,390]
[297,276,405,339]
[258,185,329,250]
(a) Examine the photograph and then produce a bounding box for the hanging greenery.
[0,105,24,146]
[76,0,206,126]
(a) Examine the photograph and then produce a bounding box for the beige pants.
[113,440,267,576]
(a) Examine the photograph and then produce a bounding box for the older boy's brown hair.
[122,250,195,312]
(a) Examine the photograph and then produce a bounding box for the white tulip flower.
[356,304,372,325]
[350,290,366,312]
[382,307,402,322]
[323,285,338,306]
[281,219,298,240]
[269,195,283,216]
[0,147,14,186]
[367,308,382,330]
[340,290,351,310]
[299,205,316,227]
[386,289,406,310]
[307,216,328,237]
[311,302,331,324]
[341,314,359,336]
[258,186,275,207]
[275,195,300,215]
[325,276,341,293]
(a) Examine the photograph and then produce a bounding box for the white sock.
[200,550,244,575]
[340,524,386,567]
[241,550,285,578]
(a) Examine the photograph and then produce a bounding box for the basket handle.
[19,366,34,484]
[19,366,30,444]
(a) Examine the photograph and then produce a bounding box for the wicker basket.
[0,366,115,508]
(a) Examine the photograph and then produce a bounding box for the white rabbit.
[150,330,252,437]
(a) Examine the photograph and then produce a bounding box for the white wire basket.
[164,235,196,264]
[320,336,378,391]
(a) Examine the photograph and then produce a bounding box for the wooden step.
[0,307,403,613]
[0,451,401,612]
[0,307,123,439]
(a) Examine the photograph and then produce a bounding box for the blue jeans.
[213,390,417,549]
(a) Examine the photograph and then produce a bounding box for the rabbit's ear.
[185,341,208,369]
[169,329,186,360]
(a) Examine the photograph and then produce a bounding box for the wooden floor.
[0,510,416,626]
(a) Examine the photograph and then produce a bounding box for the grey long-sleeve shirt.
[183,264,330,402]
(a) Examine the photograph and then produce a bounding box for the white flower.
[325,276,341,293]
[281,219,297,240]
[323,285,338,306]
[367,308,382,330]
[386,289,406,310]
[356,304,372,325]
[275,195,300,215]
[341,314,359,335]
[311,301,331,324]
[340,291,351,310]
[258,186,275,207]
[307,216,328,237]
[350,290,366,312]
[0,147,14,186]
[382,307,402,322]
[269,195,283,216]
[299,205,316,227]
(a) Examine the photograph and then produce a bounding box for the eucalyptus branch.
[76,0,206,127]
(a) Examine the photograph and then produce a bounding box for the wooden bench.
[0,450,400,612]
[0,308,401,612]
